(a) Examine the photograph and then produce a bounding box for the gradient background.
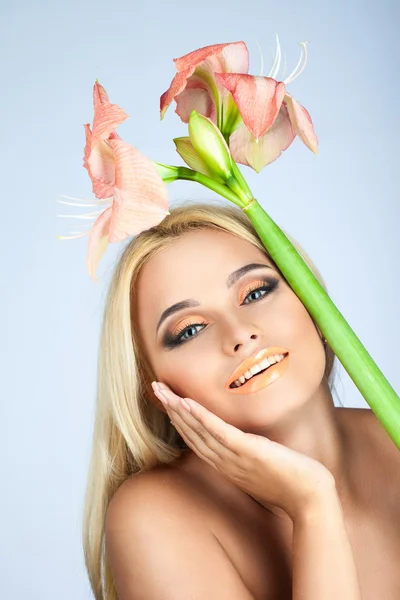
[1,0,399,597]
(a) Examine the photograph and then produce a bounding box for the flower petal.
[86,205,112,282]
[175,84,216,123]
[229,104,295,172]
[160,42,249,119]
[107,138,169,243]
[91,81,129,144]
[93,80,110,109]
[160,68,195,119]
[174,41,249,75]
[216,73,286,140]
[184,42,250,108]
[283,93,318,154]
[83,123,92,173]
[87,140,116,198]
[83,124,118,199]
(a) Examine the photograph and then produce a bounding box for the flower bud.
[188,111,233,181]
[173,137,226,183]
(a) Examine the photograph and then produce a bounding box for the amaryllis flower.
[160,41,249,135]
[58,37,400,450]
[162,37,318,173]
[216,39,318,172]
[58,81,169,281]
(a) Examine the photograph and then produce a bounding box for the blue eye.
[242,285,269,304]
[175,322,206,343]
[162,278,279,349]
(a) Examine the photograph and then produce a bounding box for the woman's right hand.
[152,382,337,521]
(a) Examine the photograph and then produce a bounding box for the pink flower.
[162,38,318,173]
[58,81,169,281]
[160,42,249,134]
[216,41,318,172]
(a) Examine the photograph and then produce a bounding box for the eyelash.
[162,278,279,349]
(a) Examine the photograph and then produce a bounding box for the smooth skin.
[152,382,362,599]
[134,228,354,514]
[106,228,388,598]
[152,382,335,521]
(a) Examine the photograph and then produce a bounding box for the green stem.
[176,166,245,207]
[230,158,254,201]
[243,199,400,449]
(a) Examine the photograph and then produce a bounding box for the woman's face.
[135,228,327,431]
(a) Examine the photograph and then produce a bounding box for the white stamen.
[255,39,264,76]
[56,196,111,240]
[69,223,92,229]
[268,33,281,79]
[57,209,105,219]
[283,41,309,85]
[57,194,113,206]
[57,199,111,208]
[56,231,90,241]
[280,52,287,80]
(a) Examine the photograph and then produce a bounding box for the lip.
[226,352,290,394]
[225,346,290,393]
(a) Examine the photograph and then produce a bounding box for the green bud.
[188,111,233,181]
[173,137,226,184]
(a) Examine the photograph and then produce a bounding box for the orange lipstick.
[225,347,290,395]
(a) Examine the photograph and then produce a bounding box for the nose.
[221,320,262,356]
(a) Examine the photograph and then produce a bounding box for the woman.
[82,200,400,600]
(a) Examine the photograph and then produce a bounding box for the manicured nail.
[154,388,169,406]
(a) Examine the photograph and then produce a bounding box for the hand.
[152,382,336,522]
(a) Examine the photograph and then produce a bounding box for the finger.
[169,415,219,471]
[154,387,221,463]
[156,383,244,458]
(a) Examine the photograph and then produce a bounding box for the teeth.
[259,357,272,371]
[231,353,286,388]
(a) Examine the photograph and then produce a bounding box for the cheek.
[159,354,212,400]
[293,318,327,387]
[279,294,318,341]
[277,296,327,375]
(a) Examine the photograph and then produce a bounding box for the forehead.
[135,228,275,315]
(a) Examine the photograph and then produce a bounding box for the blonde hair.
[82,199,339,599]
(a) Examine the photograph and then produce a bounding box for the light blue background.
[1,0,398,598]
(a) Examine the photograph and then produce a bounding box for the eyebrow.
[156,262,274,335]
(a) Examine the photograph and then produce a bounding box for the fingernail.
[154,388,169,406]
[151,381,160,392]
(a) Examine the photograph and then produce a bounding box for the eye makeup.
[161,276,279,350]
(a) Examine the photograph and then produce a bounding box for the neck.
[248,379,353,519]
[180,379,357,521]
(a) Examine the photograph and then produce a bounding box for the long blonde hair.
[82,199,339,599]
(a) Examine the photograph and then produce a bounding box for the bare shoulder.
[340,407,400,505]
[359,407,400,462]
[339,406,399,456]
[105,466,255,599]
[106,462,219,528]
[105,464,212,542]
